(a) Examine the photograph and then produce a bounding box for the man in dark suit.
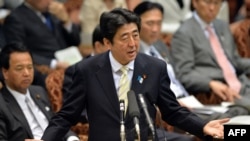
[41,8,229,141]
[0,42,79,141]
[3,0,80,69]
[171,0,250,104]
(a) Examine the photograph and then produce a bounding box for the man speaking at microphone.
[41,8,229,141]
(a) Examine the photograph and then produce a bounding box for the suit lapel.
[191,18,218,64]
[22,4,55,34]
[2,87,33,138]
[213,21,234,64]
[96,52,120,117]
[131,54,149,99]
[29,87,52,120]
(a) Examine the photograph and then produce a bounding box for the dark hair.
[100,8,141,43]
[92,25,104,47]
[133,1,164,16]
[0,42,32,69]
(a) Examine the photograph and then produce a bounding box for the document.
[55,46,83,65]
[224,116,250,125]
[178,95,229,114]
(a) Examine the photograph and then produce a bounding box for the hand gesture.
[203,118,230,139]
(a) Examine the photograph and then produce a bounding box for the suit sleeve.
[0,109,8,141]
[155,61,207,139]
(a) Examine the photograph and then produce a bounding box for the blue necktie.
[42,12,53,31]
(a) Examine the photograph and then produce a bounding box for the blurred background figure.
[3,0,81,74]
[230,0,250,58]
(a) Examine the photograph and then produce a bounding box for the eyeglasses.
[202,0,222,6]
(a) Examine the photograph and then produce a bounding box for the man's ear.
[103,38,111,46]
[2,68,8,80]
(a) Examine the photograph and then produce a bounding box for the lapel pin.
[137,75,146,84]
[36,94,41,99]
[45,106,50,111]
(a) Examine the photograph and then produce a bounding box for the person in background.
[41,8,228,141]
[134,0,248,126]
[3,0,80,71]
[171,0,250,106]
[0,42,79,141]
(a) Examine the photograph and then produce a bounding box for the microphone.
[127,90,140,140]
[138,94,156,140]
[120,100,126,141]
[146,93,167,141]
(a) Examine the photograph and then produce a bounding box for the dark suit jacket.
[3,3,80,66]
[42,51,208,141]
[0,85,76,141]
[171,17,250,95]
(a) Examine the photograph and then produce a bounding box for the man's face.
[3,52,34,94]
[26,0,52,12]
[193,0,222,23]
[107,23,140,65]
[140,9,163,45]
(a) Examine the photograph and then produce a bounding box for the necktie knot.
[206,26,214,35]
[149,47,156,57]
[120,66,128,75]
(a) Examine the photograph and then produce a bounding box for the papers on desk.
[178,95,229,114]
[55,46,83,66]
[224,115,250,125]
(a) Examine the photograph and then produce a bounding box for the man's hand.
[209,80,241,102]
[48,1,70,24]
[203,118,230,139]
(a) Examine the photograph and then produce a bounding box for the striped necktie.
[118,66,130,114]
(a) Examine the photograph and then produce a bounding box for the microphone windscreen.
[127,90,140,118]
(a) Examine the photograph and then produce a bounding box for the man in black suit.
[3,0,80,69]
[41,8,229,141]
[0,42,79,141]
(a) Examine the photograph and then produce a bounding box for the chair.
[45,69,89,141]
[231,19,250,58]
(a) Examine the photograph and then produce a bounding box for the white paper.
[55,46,83,65]
[225,115,250,125]
[178,95,229,113]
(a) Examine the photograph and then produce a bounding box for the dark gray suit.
[171,17,250,98]
[0,85,75,141]
[141,40,249,121]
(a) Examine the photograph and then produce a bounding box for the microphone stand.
[120,100,126,141]
[138,94,156,141]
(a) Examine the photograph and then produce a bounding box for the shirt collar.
[6,85,31,103]
[193,11,214,30]
[109,51,134,73]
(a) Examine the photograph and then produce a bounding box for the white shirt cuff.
[67,135,80,141]
[50,59,57,69]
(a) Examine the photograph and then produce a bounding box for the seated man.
[134,0,249,122]
[171,0,250,106]
[0,42,79,141]
[3,0,80,70]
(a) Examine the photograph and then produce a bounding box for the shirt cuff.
[67,135,80,141]
[50,59,57,69]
